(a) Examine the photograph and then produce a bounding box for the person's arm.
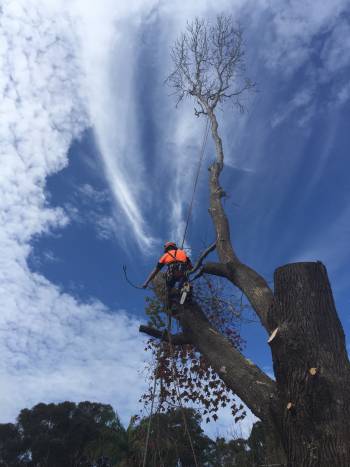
[142,264,163,288]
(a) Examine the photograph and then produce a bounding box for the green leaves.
[126,408,214,466]
[0,402,127,467]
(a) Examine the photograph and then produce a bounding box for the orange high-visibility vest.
[158,249,188,265]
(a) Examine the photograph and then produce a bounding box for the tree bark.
[268,261,350,466]
[177,299,277,422]
[205,107,274,330]
[145,275,278,423]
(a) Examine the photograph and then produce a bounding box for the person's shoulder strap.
[166,249,177,260]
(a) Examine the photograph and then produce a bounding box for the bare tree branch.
[166,16,255,112]
[188,241,217,276]
[200,261,230,278]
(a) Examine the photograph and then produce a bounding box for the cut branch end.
[286,402,294,411]
[268,327,279,344]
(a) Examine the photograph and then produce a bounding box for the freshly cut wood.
[269,262,350,465]
[268,327,279,344]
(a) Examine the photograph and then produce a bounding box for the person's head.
[164,241,177,252]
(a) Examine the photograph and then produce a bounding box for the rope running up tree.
[181,117,210,249]
[142,118,209,467]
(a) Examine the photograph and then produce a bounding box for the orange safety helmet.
[164,241,177,250]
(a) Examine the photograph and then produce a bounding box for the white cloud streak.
[0,0,147,425]
[261,0,349,74]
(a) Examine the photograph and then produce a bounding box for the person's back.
[158,247,188,266]
[142,242,192,289]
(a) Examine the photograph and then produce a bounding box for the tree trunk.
[268,261,350,466]
[141,262,350,465]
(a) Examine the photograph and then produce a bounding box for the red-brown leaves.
[141,276,248,424]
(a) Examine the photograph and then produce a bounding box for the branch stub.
[268,327,279,344]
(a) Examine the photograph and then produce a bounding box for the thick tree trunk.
[268,262,350,466]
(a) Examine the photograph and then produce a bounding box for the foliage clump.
[0,401,127,467]
[141,276,249,424]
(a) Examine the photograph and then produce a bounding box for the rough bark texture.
[178,299,277,421]
[268,262,350,466]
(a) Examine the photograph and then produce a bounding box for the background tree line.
[0,401,266,466]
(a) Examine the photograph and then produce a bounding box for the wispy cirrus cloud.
[261,0,349,74]
[0,0,147,425]
[67,0,249,248]
[262,0,350,129]
[63,183,118,241]
[271,88,315,128]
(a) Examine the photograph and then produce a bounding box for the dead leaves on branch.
[141,341,246,424]
[141,276,248,424]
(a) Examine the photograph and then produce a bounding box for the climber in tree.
[142,242,192,292]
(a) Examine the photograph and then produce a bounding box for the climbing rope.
[142,356,158,467]
[142,314,199,467]
[180,117,210,249]
[167,323,200,467]
[141,117,210,465]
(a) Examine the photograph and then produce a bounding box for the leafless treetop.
[166,15,255,115]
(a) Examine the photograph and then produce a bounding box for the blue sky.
[1,0,350,439]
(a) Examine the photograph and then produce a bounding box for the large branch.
[146,275,277,422]
[201,261,230,278]
[190,261,229,282]
[179,303,276,421]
